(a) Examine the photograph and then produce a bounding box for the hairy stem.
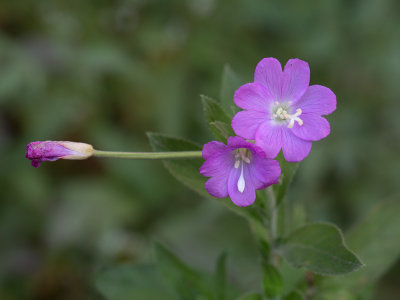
[267,186,279,267]
[93,150,203,160]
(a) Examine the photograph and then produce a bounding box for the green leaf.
[262,263,283,298]
[257,239,271,263]
[273,153,299,206]
[154,242,214,299]
[209,121,234,142]
[279,260,306,296]
[279,223,363,276]
[235,292,263,300]
[313,289,360,300]
[220,64,243,116]
[283,291,304,300]
[147,132,207,197]
[146,132,264,226]
[215,252,228,300]
[201,95,235,142]
[94,264,175,300]
[320,197,400,293]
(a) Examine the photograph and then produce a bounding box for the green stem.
[93,150,203,160]
[267,186,279,267]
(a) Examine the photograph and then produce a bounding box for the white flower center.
[272,102,303,128]
[234,149,251,193]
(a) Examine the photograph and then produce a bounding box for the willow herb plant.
[26,58,364,300]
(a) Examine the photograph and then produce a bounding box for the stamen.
[234,160,240,169]
[286,108,303,128]
[273,105,303,128]
[237,162,245,193]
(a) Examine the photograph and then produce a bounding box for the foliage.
[1,0,400,299]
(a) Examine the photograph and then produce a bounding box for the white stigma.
[234,149,251,193]
[237,162,245,193]
[273,107,303,128]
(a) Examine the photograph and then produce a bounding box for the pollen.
[273,105,303,128]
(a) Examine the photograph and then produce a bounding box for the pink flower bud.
[26,141,94,168]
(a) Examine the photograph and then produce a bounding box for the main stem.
[93,150,203,160]
[267,186,279,267]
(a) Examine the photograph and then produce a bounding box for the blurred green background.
[1,0,400,299]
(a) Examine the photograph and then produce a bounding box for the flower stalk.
[26,140,203,167]
[267,186,280,268]
[93,149,203,160]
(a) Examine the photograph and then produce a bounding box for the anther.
[234,160,240,169]
[274,105,303,128]
[286,108,303,128]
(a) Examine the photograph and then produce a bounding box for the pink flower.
[26,141,93,167]
[200,137,281,207]
[231,58,336,162]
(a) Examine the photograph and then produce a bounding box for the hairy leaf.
[215,252,228,300]
[201,94,235,142]
[220,64,244,116]
[147,132,207,196]
[284,291,304,300]
[235,292,263,300]
[94,264,175,300]
[262,263,283,298]
[279,223,363,276]
[147,132,264,225]
[273,153,299,206]
[155,242,214,299]
[320,197,400,295]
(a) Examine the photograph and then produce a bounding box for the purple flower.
[231,58,336,162]
[26,141,93,168]
[200,137,281,207]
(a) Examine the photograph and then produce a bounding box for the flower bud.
[26,141,94,168]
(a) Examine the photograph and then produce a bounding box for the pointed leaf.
[235,292,263,300]
[146,132,264,225]
[147,132,207,196]
[262,263,283,298]
[280,223,363,276]
[209,121,233,141]
[94,264,175,300]
[220,64,244,116]
[280,260,306,296]
[284,291,304,300]
[321,197,400,293]
[201,95,235,142]
[215,252,228,300]
[154,242,214,299]
[273,153,299,206]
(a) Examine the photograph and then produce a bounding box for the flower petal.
[281,130,312,162]
[254,58,310,102]
[281,59,310,102]
[205,175,229,198]
[296,85,336,115]
[228,164,256,207]
[290,114,330,141]
[250,158,281,189]
[231,110,267,140]
[254,121,283,159]
[233,82,274,112]
[199,151,233,177]
[227,136,251,149]
[254,58,283,100]
[202,141,227,160]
